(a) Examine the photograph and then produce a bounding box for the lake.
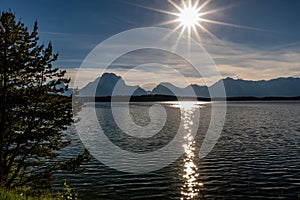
[54,101,300,199]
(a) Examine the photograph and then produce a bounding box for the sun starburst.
[128,0,264,48]
[167,0,231,43]
[176,1,201,32]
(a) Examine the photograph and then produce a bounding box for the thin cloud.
[62,31,300,89]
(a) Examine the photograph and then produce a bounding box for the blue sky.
[1,0,300,88]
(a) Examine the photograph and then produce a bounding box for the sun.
[131,0,258,44]
[177,3,201,32]
[165,0,220,42]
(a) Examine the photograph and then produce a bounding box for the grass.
[0,188,56,200]
[0,180,79,200]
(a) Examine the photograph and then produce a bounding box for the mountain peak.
[101,72,121,80]
[98,73,124,90]
[79,72,146,97]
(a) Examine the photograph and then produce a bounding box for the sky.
[1,0,300,89]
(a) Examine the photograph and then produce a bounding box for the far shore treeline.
[79,95,300,102]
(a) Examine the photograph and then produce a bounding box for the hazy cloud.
[64,33,300,89]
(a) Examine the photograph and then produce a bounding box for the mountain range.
[79,73,147,97]
[79,73,300,98]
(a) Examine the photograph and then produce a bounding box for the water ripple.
[53,101,300,199]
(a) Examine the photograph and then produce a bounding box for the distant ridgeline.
[78,73,300,101]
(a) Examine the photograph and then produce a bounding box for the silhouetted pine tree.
[0,11,89,189]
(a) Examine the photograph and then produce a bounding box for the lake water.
[54,101,300,199]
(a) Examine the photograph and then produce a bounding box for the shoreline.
[77,95,300,102]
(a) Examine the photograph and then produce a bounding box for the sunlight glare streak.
[168,0,183,11]
[180,103,203,199]
[172,25,187,51]
[200,18,265,31]
[127,2,178,17]
[198,0,212,11]
[199,5,234,17]
[198,23,226,45]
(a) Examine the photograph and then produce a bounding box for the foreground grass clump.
[0,181,79,200]
[0,188,55,200]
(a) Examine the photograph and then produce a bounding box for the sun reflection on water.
[179,102,203,199]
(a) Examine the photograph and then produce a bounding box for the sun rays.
[176,0,202,34]
[165,0,236,44]
[129,0,264,47]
